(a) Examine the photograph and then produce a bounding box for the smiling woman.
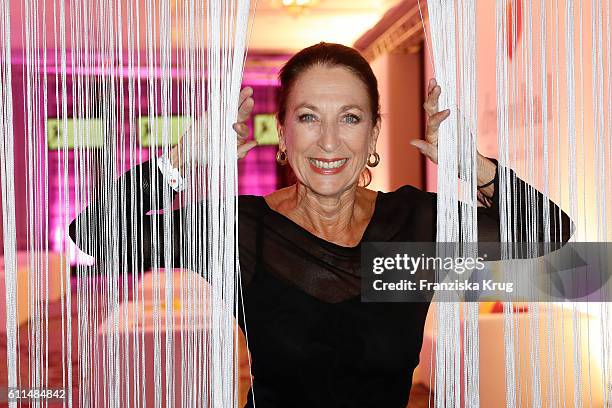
[278,65,378,187]
[69,42,573,407]
[267,63,381,247]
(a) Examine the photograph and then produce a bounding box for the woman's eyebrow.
[294,103,364,112]
[340,105,364,112]
[294,103,318,111]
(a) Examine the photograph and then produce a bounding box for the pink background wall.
[0,61,281,258]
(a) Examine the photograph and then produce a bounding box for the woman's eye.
[343,114,361,124]
[298,113,316,123]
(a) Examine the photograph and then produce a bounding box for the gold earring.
[367,151,380,167]
[276,149,288,165]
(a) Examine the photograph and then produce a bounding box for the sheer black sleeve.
[68,158,261,285]
[474,158,574,244]
[68,158,183,273]
[407,159,574,259]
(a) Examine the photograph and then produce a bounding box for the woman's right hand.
[234,86,257,159]
[170,86,257,173]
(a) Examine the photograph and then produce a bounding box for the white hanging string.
[426,1,478,407]
[0,0,19,404]
[427,0,461,394]
[423,0,612,406]
[4,0,612,406]
[0,0,255,406]
[604,0,612,403]
[53,0,73,404]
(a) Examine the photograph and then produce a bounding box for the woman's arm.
[412,79,574,249]
[69,87,257,274]
[473,158,574,244]
[68,159,184,273]
[411,159,574,247]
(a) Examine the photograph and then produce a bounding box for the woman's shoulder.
[259,185,295,213]
[371,184,436,229]
[236,196,263,244]
[360,184,436,241]
[379,184,435,206]
[238,194,264,216]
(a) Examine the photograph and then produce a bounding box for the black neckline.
[259,191,383,250]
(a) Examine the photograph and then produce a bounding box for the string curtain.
[426,0,611,407]
[0,0,611,407]
[1,0,254,406]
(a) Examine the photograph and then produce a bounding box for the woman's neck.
[295,183,357,233]
[281,183,376,246]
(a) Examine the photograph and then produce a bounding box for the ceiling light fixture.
[279,0,320,16]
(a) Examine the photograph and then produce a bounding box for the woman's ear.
[369,118,381,153]
[277,122,286,151]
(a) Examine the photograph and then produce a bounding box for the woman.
[70,42,572,407]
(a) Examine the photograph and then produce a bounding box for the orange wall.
[369,51,425,193]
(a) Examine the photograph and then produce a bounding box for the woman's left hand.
[410,78,450,164]
[412,78,497,200]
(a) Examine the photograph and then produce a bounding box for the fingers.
[237,97,254,123]
[423,83,442,116]
[417,79,449,166]
[237,87,254,123]
[237,140,258,160]
[233,120,257,160]
[233,122,249,140]
[427,78,437,94]
[426,109,451,136]
[238,86,253,106]
[410,139,438,164]
[234,87,256,160]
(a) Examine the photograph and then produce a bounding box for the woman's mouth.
[308,158,348,174]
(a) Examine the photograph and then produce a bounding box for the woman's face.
[278,65,380,198]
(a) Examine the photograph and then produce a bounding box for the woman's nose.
[317,121,341,152]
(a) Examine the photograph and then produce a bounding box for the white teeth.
[309,158,347,169]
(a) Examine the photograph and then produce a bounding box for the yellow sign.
[254,114,279,145]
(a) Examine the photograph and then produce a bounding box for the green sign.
[46,119,105,149]
[254,114,279,145]
[138,116,191,147]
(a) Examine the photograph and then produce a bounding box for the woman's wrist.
[158,150,187,192]
[169,145,184,176]
[476,153,496,198]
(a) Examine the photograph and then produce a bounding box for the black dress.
[69,158,572,408]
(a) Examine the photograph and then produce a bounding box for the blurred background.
[0,0,609,407]
[0,0,431,261]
